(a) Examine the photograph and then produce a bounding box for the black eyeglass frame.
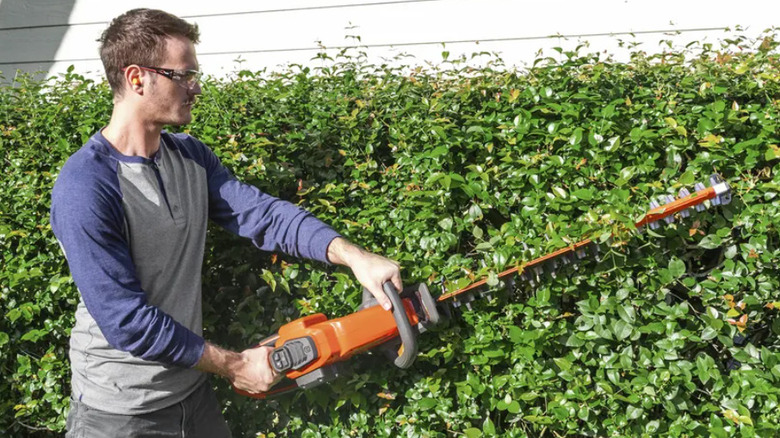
[123,65,202,86]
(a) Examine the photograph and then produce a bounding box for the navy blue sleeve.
[179,135,341,263]
[51,151,204,368]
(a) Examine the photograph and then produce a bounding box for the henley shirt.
[51,130,340,414]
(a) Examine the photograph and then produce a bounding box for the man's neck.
[102,107,163,159]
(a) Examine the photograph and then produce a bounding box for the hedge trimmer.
[235,174,732,399]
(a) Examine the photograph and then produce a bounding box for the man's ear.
[124,66,143,93]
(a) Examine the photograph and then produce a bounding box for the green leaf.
[536,287,550,305]
[483,417,496,435]
[468,204,483,221]
[606,369,620,385]
[429,145,449,158]
[565,333,585,347]
[645,420,660,434]
[697,118,715,135]
[572,188,593,201]
[668,257,686,278]
[464,428,482,438]
[486,271,499,287]
[418,397,437,410]
[701,327,718,341]
[438,217,453,231]
[709,427,728,438]
[569,128,583,145]
[765,144,780,161]
[6,308,21,323]
[617,305,636,324]
[679,170,695,185]
[627,405,644,420]
[20,329,46,343]
[260,269,277,292]
[508,326,524,344]
[613,320,633,340]
[552,187,568,199]
[605,136,621,152]
[554,357,572,371]
[699,234,722,249]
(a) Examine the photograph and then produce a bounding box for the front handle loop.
[382,281,418,369]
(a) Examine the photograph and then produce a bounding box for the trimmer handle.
[382,281,418,369]
[237,281,440,399]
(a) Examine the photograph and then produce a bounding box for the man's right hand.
[233,346,284,393]
[195,342,284,394]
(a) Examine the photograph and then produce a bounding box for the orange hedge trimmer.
[235,174,732,399]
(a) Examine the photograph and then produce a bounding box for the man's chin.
[166,114,193,127]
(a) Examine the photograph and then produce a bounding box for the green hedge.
[2,33,779,437]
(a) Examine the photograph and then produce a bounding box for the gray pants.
[65,381,231,438]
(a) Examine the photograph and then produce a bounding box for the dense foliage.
[2,33,779,437]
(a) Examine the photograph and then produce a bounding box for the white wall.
[1,0,778,82]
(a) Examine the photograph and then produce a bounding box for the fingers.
[390,267,404,295]
[368,258,401,311]
[372,284,393,311]
[339,243,403,312]
[235,346,282,394]
[257,347,280,389]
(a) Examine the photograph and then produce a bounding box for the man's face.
[143,35,201,127]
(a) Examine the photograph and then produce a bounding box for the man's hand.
[196,342,283,394]
[326,237,402,311]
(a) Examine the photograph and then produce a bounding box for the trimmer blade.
[649,200,661,230]
[662,195,676,224]
[694,182,706,211]
[678,188,691,218]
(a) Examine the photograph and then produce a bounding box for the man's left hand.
[326,237,402,311]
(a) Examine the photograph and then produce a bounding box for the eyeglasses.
[124,65,202,87]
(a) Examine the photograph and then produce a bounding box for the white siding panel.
[45,23,105,62]
[0,0,76,28]
[195,28,751,78]
[61,0,388,23]
[1,0,777,82]
[1,27,83,64]
[192,0,777,54]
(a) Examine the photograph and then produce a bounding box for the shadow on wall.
[0,0,76,83]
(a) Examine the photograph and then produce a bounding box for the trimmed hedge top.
[1,33,779,437]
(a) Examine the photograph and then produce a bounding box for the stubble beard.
[161,100,194,127]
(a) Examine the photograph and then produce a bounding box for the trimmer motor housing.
[235,282,441,399]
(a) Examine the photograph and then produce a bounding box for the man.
[50,8,401,437]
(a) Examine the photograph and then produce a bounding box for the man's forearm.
[326,236,365,266]
[195,342,244,379]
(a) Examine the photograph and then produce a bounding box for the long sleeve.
[51,148,204,368]
[189,137,341,263]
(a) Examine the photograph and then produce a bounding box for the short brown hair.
[99,9,200,95]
